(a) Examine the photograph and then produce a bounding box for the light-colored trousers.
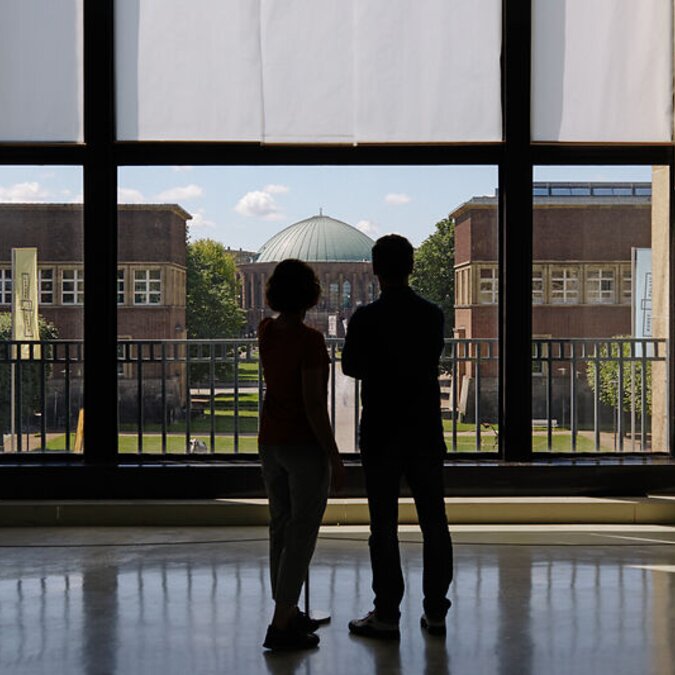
[259,443,330,606]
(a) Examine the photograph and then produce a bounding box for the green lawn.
[42,429,606,454]
[45,433,258,453]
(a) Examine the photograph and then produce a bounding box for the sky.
[0,164,651,251]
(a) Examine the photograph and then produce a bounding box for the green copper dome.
[255,214,374,263]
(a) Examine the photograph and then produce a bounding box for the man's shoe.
[263,624,320,651]
[420,613,446,636]
[348,611,400,640]
[293,610,321,633]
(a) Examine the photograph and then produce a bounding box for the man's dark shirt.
[342,286,446,456]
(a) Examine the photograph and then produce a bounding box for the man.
[342,234,453,639]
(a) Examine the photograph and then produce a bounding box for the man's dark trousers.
[361,446,453,621]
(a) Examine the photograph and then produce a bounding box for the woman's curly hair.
[265,259,321,313]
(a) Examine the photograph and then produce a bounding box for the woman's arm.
[302,367,345,491]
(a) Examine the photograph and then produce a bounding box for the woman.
[258,259,345,651]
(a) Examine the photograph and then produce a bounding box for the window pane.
[0,167,84,453]
[117,164,498,455]
[532,0,672,142]
[0,1,83,142]
[116,0,502,142]
[531,168,665,454]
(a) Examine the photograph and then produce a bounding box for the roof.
[0,203,193,221]
[449,182,651,220]
[255,214,374,263]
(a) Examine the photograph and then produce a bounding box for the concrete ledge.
[1,496,674,527]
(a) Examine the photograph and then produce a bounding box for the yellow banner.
[11,248,40,360]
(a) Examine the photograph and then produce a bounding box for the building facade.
[452,182,652,424]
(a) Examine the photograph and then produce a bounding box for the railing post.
[161,341,167,455]
[234,343,240,454]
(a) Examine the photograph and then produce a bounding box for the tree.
[187,240,245,384]
[187,239,244,339]
[585,337,652,417]
[0,313,59,433]
[410,215,455,334]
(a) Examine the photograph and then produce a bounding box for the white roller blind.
[355,0,502,143]
[116,0,502,143]
[260,0,353,143]
[0,0,83,142]
[116,0,263,141]
[532,0,673,143]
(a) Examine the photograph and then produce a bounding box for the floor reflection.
[0,528,673,675]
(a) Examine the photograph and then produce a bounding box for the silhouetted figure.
[342,234,453,639]
[258,259,345,651]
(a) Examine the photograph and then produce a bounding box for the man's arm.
[341,308,368,379]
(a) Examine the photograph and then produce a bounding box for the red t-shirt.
[258,318,330,445]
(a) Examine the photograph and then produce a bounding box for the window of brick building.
[550,267,579,304]
[0,268,11,305]
[39,268,54,305]
[621,265,632,305]
[117,269,125,305]
[586,267,615,304]
[62,268,84,305]
[478,266,498,305]
[532,267,545,304]
[342,280,352,309]
[328,281,339,308]
[133,269,161,305]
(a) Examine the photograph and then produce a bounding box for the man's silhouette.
[342,234,453,639]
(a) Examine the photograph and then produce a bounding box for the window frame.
[39,267,55,305]
[0,0,672,471]
[61,267,85,306]
[132,267,162,306]
[0,268,12,306]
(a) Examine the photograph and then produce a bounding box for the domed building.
[238,213,379,336]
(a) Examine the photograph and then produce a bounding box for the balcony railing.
[0,337,668,455]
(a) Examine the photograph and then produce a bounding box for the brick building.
[452,182,652,423]
[0,203,190,421]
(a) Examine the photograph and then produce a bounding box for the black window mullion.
[83,0,118,463]
[499,0,533,461]
[669,152,675,456]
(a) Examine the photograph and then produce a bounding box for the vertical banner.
[632,248,652,357]
[11,248,40,359]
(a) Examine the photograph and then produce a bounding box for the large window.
[1,2,673,472]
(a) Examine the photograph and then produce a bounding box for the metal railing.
[0,337,668,455]
[531,338,667,452]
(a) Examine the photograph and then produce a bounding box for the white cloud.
[384,192,411,205]
[234,189,285,220]
[155,184,203,201]
[0,181,50,202]
[263,184,290,195]
[171,165,194,172]
[118,187,146,203]
[189,209,216,229]
[355,219,380,237]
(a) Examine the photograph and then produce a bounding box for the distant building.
[237,214,378,337]
[0,203,191,421]
[452,182,652,423]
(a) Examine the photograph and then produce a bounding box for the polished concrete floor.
[0,525,674,675]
